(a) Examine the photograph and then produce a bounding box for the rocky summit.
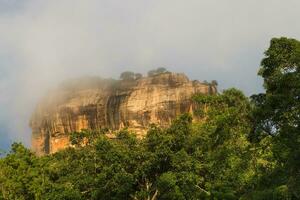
[30,72,217,155]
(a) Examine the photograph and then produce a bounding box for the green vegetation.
[120,71,143,81]
[147,67,168,76]
[1,37,300,199]
[250,37,300,198]
[120,71,135,80]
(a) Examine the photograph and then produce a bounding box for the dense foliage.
[250,37,300,198]
[0,37,299,199]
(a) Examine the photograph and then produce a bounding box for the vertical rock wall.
[30,73,217,155]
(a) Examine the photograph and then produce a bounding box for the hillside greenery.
[0,37,300,199]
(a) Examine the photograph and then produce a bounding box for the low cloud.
[1,0,300,148]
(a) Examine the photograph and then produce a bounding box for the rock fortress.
[30,72,217,155]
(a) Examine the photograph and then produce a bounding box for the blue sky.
[1,0,300,150]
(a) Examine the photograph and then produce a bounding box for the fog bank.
[1,0,300,149]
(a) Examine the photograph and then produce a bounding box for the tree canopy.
[120,71,135,80]
[251,37,300,198]
[0,89,281,199]
[147,67,168,76]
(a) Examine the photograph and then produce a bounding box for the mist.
[1,0,300,149]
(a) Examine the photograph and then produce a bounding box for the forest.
[0,37,299,199]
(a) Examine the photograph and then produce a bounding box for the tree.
[203,80,208,84]
[211,80,218,86]
[252,37,300,198]
[0,97,275,199]
[135,73,143,80]
[193,89,257,198]
[0,143,38,199]
[120,71,135,80]
[156,67,167,73]
[147,70,156,77]
[147,68,168,76]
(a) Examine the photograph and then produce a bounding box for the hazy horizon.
[1,0,300,150]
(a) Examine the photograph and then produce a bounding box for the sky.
[1,0,300,150]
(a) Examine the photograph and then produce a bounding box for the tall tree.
[120,71,135,80]
[252,37,300,198]
[193,89,256,198]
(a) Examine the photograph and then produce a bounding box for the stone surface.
[30,72,217,155]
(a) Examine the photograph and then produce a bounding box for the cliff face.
[30,73,217,155]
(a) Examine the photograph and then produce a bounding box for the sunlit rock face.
[30,72,217,155]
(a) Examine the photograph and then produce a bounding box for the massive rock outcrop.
[30,72,217,155]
